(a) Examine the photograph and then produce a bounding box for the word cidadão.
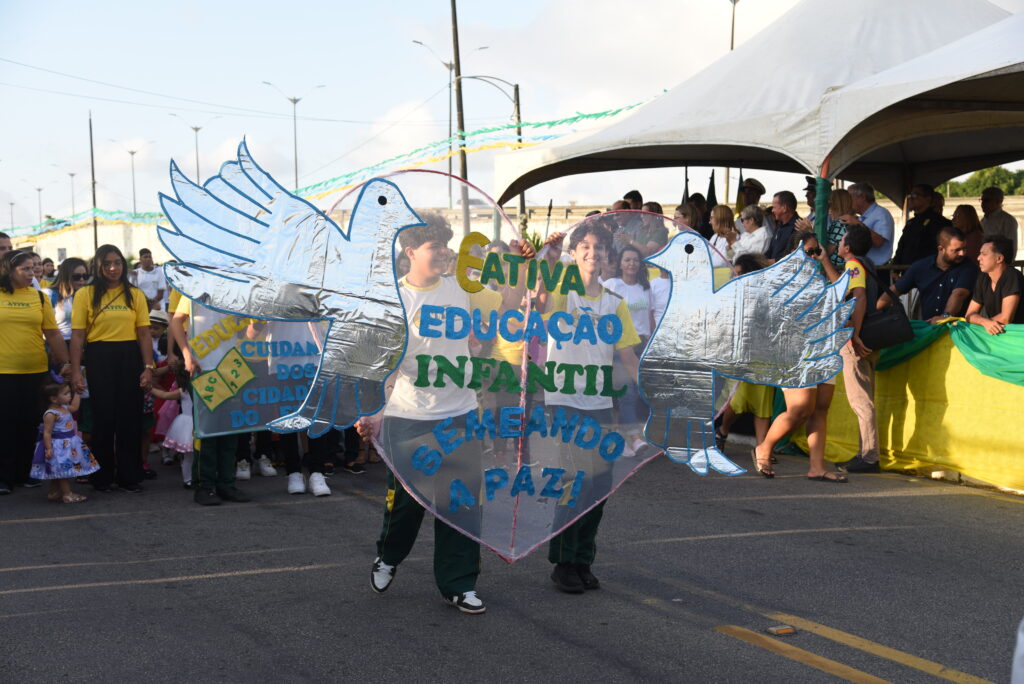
[408,406,626,512]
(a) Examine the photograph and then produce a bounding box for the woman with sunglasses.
[0,250,70,494]
[70,245,154,493]
[44,258,89,342]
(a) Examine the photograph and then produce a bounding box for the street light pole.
[262,82,325,191]
[412,41,486,211]
[171,114,218,181]
[68,172,76,219]
[458,74,524,232]
[291,97,299,190]
[9,202,15,229]
[35,187,42,227]
[128,150,138,215]
[192,126,201,180]
[450,0,470,235]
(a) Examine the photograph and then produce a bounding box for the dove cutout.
[640,231,853,475]
[158,140,425,436]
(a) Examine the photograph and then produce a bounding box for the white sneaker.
[308,472,331,497]
[287,472,306,495]
[445,590,486,615]
[257,455,277,477]
[370,557,396,593]
[235,460,251,480]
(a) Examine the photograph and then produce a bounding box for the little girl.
[31,379,99,503]
[151,366,194,488]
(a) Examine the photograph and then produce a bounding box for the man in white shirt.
[846,182,895,266]
[131,248,166,311]
[980,186,1019,260]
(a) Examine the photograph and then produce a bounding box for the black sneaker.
[216,487,251,502]
[444,590,486,615]
[575,564,600,590]
[194,489,221,506]
[21,477,42,488]
[551,562,584,594]
[142,468,158,480]
[0,481,11,495]
[322,462,335,476]
[122,483,143,493]
[841,458,880,474]
[342,462,365,475]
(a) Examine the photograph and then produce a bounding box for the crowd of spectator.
[0,238,374,501]
[0,179,1020,499]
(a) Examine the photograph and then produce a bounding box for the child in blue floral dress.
[31,380,99,503]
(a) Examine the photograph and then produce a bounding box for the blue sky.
[1,0,1021,228]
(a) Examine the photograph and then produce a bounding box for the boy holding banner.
[357,213,533,615]
[537,221,642,594]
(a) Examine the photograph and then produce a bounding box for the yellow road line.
[627,525,914,545]
[764,613,996,684]
[622,568,994,683]
[716,625,892,683]
[0,563,343,596]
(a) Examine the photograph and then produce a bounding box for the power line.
[0,57,484,126]
[299,84,449,181]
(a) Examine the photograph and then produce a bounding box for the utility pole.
[8,202,14,230]
[450,0,470,235]
[89,111,99,251]
[724,0,739,206]
[35,187,42,227]
[513,83,525,232]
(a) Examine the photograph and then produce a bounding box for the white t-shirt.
[133,267,166,305]
[730,227,771,260]
[602,278,655,337]
[651,277,670,327]
[709,234,731,267]
[384,275,497,421]
[45,289,75,340]
[544,287,640,411]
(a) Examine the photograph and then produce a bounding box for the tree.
[946,166,1024,197]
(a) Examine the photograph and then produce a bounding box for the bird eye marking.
[684,244,694,254]
[378,195,388,206]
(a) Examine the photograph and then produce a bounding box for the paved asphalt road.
[1,447,1022,683]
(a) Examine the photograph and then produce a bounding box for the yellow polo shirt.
[71,285,150,342]
[0,287,58,373]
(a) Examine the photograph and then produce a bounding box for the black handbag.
[858,267,914,350]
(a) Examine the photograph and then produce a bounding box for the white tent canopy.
[495,0,1016,205]
[819,11,1024,199]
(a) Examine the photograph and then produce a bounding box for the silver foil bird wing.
[158,140,425,436]
[639,232,852,476]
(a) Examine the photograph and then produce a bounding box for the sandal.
[751,448,774,479]
[714,428,727,451]
[47,491,62,502]
[807,473,848,484]
[61,493,87,503]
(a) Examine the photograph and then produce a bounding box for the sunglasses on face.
[71,274,87,281]
[805,247,822,257]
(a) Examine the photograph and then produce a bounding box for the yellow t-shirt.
[168,286,182,316]
[845,257,867,293]
[71,285,150,342]
[174,295,191,317]
[0,287,58,373]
